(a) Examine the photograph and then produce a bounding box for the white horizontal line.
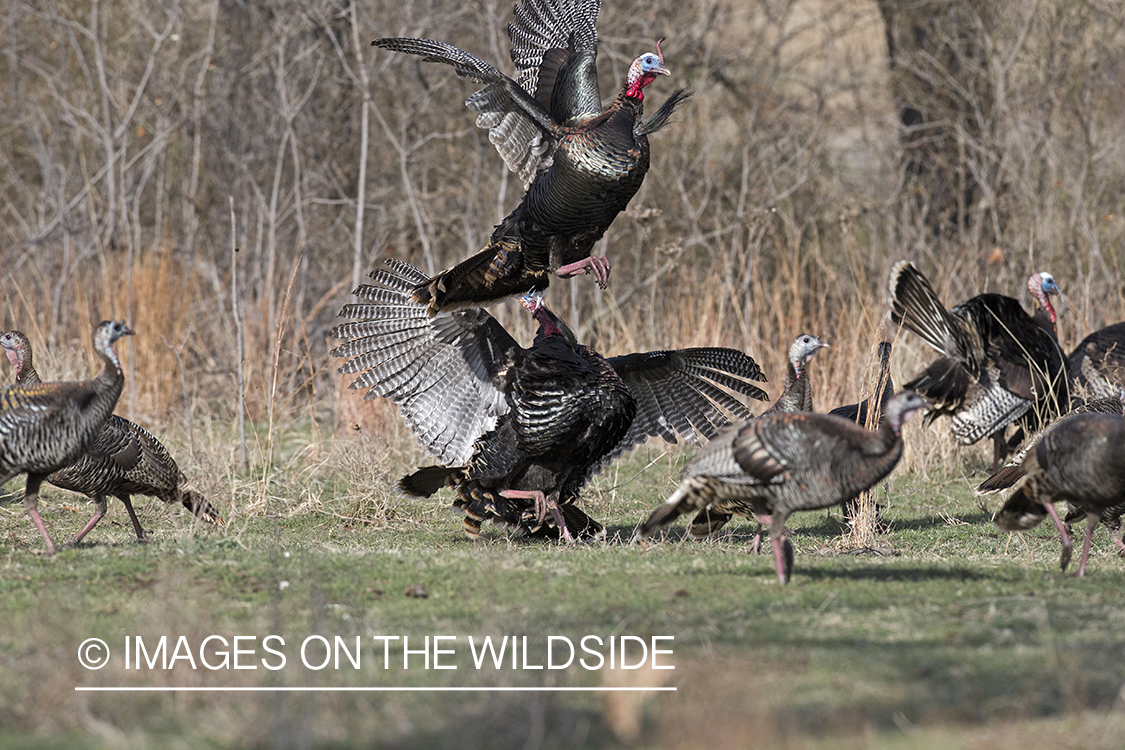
[75,686,676,693]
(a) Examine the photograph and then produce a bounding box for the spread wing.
[330,258,519,466]
[595,347,769,469]
[374,37,562,185]
[508,0,603,122]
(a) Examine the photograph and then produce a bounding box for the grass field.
[2,438,1123,749]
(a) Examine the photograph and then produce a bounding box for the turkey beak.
[653,65,671,76]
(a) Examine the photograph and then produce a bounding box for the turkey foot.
[120,496,148,542]
[769,531,794,585]
[749,522,767,555]
[555,256,611,289]
[500,489,574,543]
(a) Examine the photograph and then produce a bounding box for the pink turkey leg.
[555,256,611,289]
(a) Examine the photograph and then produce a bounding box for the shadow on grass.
[886,511,994,531]
[796,564,991,582]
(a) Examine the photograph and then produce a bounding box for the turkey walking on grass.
[994,411,1125,577]
[688,333,828,543]
[0,330,221,544]
[638,391,927,584]
[0,321,132,554]
[330,259,768,540]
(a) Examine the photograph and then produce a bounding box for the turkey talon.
[555,256,612,288]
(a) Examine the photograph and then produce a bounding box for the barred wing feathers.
[373,37,560,185]
[508,0,603,122]
[330,260,516,467]
[596,347,768,469]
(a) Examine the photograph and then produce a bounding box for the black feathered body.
[331,259,769,539]
[889,261,1067,446]
[411,334,637,538]
[373,0,690,311]
[519,95,650,268]
[1068,322,1125,401]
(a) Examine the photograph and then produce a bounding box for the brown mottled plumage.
[0,322,132,554]
[994,411,1125,577]
[639,391,927,584]
[374,0,690,312]
[330,259,768,540]
[688,334,827,542]
[0,330,221,544]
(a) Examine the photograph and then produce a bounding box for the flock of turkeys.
[4,0,1124,584]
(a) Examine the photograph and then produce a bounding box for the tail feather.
[976,463,1026,495]
[638,482,695,538]
[178,488,223,525]
[399,466,459,498]
[410,236,548,314]
[888,261,978,368]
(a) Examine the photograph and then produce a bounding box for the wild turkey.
[0,321,132,554]
[1067,322,1125,402]
[888,261,1068,470]
[830,341,895,525]
[638,391,928,584]
[762,334,829,415]
[374,0,690,312]
[977,396,1125,495]
[994,411,1125,576]
[330,259,768,540]
[687,333,827,541]
[0,331,221,544]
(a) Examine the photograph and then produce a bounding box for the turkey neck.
[77,333,127,423]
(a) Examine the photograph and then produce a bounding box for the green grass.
[1,445,1124,749]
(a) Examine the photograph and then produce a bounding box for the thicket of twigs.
[1,0,1123,475]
